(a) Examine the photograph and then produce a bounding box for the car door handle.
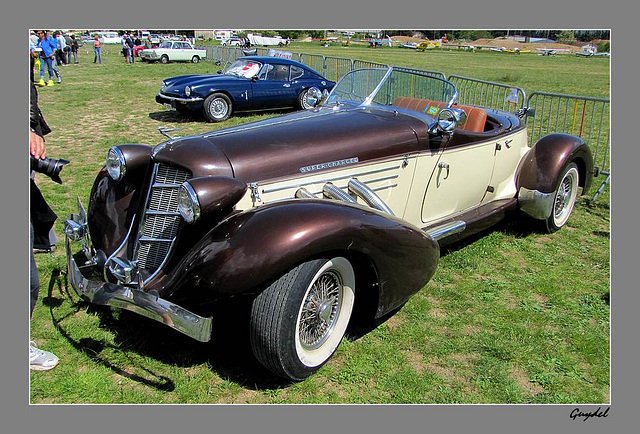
[438,162,450,179]
[283,83,291,87]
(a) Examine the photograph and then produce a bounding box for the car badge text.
[300,157,359,173]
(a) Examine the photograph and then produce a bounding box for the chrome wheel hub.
[299,271,342,350]
[210,99,228,118]
[555,174,574,219]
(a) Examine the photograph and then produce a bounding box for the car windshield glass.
[223,59,263,78]
[159,41,172,49]
[325,68,458,109]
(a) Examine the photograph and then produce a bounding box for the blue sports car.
[156,56,335,122]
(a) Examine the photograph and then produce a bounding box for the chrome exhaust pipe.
[322,182,356,203]
[348,178,395,216]
[295,187,316,199]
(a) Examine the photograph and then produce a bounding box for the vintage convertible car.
[65,67,593,381]
[155,56,335,122]
[139,40,207,64]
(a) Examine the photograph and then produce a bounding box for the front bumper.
[64,199,213,342]
[517,187,554,220]
[156,92,204,104]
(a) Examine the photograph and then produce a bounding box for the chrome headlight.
[106,147,126,180]
[185,86,191,96]
[436,108,467,133]
[177,182,201,223]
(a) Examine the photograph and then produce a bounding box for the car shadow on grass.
[148,110,196,124]
[148,108,298,125]
[46,268,298,393]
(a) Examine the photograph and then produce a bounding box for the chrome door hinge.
[249,183,262,205]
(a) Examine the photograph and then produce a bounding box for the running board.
[422,198,518,245]
[424,220,466,241]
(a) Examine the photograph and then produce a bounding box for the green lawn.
[30,42,610,404]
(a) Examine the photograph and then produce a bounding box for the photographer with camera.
[30,81,64,371]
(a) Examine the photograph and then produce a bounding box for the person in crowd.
[93,34,102,64]
[121,33,130,62]
[126,33,135,63]
[70,35,79,64]
[36,30,61,86]
[54,31,67,66]
[64,32,73,64]
[30,33,39,83]
[29,81,59,371]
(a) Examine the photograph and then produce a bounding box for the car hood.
[165,73,246,88]
[152,106,429,183]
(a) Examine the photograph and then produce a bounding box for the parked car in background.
[140,40,207,63]
[96,31,121,44]
[221,37,243,46]
[155,56,335,122]
[66,67,593,381]
[133,44,145,57]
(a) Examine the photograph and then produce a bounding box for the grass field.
[30,42,610,404]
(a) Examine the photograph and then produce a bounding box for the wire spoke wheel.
[547,162,579,232]
[250,257,355,380]
[298,270,343,350]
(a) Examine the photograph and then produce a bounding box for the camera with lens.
[30,155,69,184]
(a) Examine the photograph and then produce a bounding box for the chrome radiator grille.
[135,164,191,277]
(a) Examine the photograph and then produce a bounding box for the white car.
[140,41,207,64]
[221,37,243,46]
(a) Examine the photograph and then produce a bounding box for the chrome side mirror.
[304,87,323,108]
[433,108,467,134]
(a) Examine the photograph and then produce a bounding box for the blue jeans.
[39,56,56,79]
[94,47,102,63]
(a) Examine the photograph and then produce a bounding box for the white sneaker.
[30,341,59,371]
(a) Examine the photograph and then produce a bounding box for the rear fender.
[161,200,440,316]
[517,133,593,219]
[517,133,593,194]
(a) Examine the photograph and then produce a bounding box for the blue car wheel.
[203,93,232,122]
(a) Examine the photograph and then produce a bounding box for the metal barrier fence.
[448,75,526,113]
[324,56,355,83]
[299,53,326,76]
[353,59,390,70]
[526,91,610,200]
[392,66,447,80]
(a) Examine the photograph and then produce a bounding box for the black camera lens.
[30,155,69,184]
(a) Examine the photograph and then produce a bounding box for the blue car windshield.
[224,59,263,78]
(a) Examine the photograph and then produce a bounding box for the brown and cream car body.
[65,67,593,380]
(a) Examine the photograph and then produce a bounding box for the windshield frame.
[325,67,459,109]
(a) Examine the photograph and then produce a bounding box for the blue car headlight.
[185,86,191,96]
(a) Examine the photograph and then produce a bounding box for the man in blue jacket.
[36,30,61,87]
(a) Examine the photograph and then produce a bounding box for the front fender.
[160,200,440,315]
[87,144,152,254]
